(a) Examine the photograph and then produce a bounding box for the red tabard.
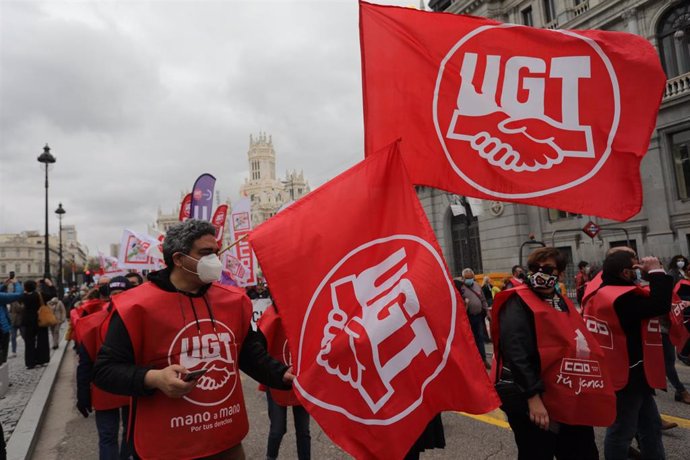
[71,299,105,344]
[670,280,690,347]
[491,285,615,426]
[114,282,251,460]
[581,272,603,306]
[76,307,129,411]
[582,285,666,390]
[256,305,299,407]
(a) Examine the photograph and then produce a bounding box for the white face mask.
[182,253,223,283]
[677,260,686,269]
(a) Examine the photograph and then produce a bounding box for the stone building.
[421,0,690,286]
[240,133,311,225]
[0,225,88,283]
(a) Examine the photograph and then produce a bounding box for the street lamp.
[55,202,66,298]
[37,144,56,279]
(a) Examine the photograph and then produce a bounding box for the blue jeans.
[10,326,20,354]
[95,406,130,460]
[604,373,665,460]
[266,391,311,460]
[467,312,486,362]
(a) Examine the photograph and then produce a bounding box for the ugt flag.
[359,1,666,221]
[249,143,499,460]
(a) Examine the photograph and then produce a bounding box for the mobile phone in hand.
[182,368,208,382]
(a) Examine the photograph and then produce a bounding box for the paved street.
[26,344,690,459]
[1,326,64,445]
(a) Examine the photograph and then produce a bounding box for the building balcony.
[544,19,559,30]
[664,72,690,101]
[571,0,590,19]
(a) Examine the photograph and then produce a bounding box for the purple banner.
[189,173,216,221]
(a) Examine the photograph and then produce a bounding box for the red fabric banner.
[212,204,229,244]
[359,1,666,221]
[179,193,192,221]
[249,142,499,460]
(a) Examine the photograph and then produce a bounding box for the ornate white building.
[420,0,690,288]
[240,133,311,225]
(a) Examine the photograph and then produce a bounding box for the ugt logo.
[433,24,620,198]
[168,319,239,407]
[296,235,457,424]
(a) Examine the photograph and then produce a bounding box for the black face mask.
[516,272,526,280]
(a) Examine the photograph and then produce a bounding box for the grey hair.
[461,268,475,277]
[163,219,217,267]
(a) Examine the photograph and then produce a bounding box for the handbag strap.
[37,291,45,306]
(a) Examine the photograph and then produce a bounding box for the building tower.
[240,132,297,225]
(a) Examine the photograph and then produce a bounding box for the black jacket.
[93,268,290,397]
[497,290,570,399]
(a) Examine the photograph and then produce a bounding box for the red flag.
[359,1,666,221]
[179,193,192,221]
[212,204,229,243]
[249,142,499,460]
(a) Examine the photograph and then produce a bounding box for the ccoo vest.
[670,280,690,347]
[256,305,300,407]
[491,285,616,427]
[582,284,666,390]
[115,282,251,460]
[76,307,129,411]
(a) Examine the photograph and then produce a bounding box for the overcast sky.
[0,0,420,255]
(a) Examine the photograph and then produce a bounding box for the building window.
[14,263,20,273]
[522,6,533,26]
[450,203,483,275]
[548,209,579,221]
[657,3,690,78]
[610,239,637,254]
[543,0,556,24]
[0,264,5,274]
[672,129,690,200]
[26,263,31,273]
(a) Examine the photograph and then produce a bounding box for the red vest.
[582,285,666,390]
[491,286,615,427]
[670,280,690,347]
[76,307,129,411]
[581,272,603,306]
[71,299,106,344]
[256,305,300,407]
[115,282,251,460]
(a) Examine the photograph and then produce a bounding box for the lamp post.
[55,203,66,298]
[37,144,56,279]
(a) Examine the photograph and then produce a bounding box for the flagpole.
[219,234,248,255]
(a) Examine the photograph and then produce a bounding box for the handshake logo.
[434,24,619,197]
[446,52,594,172]
[316,248,437,414]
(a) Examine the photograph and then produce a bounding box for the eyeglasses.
[529,264,557,275]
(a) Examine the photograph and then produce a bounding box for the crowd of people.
[457,246,689,460]
[2,219,689,460]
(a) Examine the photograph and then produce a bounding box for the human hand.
[76,401,92,418]
[144,364,196,398]
[635,256,662,274]
[527,394,549,430]
[282,366,295,383]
